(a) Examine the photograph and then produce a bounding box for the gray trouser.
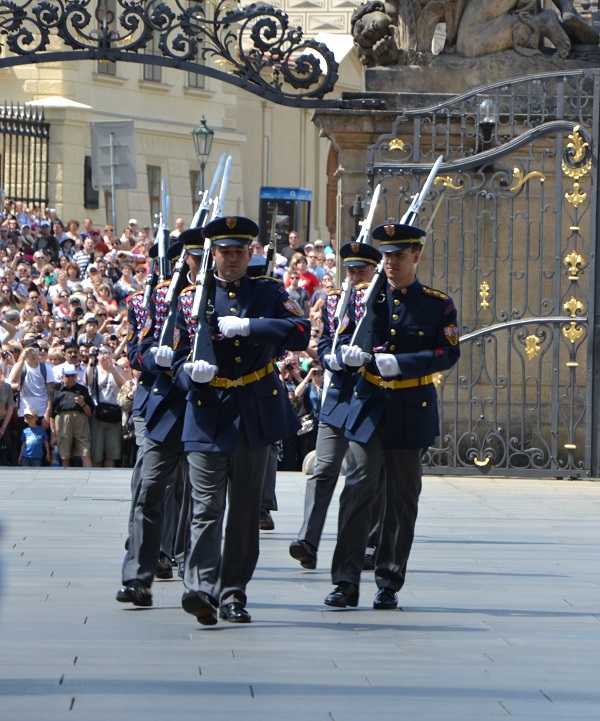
[126,415,148,537]
[331,429,422,591]
[122,422,184,586]
[184,427,270,606]
[297,422,352,549]
[260,442,279,511]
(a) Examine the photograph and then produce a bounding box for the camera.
[1,350,8,359]
[284,362,294,371]
[90,347,99,357]
[74,307,84,317]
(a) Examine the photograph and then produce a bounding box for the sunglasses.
[290,276,300,280]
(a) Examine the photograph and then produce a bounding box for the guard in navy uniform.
[324,223,460,610]
[117,234,203,607]
[172,215,310,625]
[289,241,381,569]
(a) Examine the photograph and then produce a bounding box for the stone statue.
[350,0,599,67]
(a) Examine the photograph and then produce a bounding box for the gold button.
[422,401,427,407]
[197,400,202,406]
[390,345,396,351]
[230,307,238,314]
[394,299,400,306]
[390,329,396,336]
[139,380,144,385]
[234,340,240,346]
[418,331,424,336]
[272,389,278,395]
[330,383,334,388]
[354,391,358,397]
[229,292,236,299]
[235,357,241,363]
[153,387,158,393]
[259,316,265,319]
[392,314,398,321]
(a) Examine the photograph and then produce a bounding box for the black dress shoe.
[289,539,317,569]
[155,553,173,580]
[324,582,359,608]
[181,590,218,626]
[373,587,398,610]
[219,601,252,623]
[116,579,153,607]
[259,509,275,531]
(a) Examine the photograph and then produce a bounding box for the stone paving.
[0,467,598,721]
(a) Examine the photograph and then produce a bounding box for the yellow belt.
[359,367,435,390]
[209,361,275,389]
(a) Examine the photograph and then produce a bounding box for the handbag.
[93,367,122,424]
[94,401,122,424]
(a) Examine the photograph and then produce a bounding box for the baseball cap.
[128,218,138,225]
[83,313,98,323]
[61,363,78,376]
[23,406,38,418]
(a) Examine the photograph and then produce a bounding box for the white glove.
[375,353,401,378]
[183,360,218,384]
[150,345,174,368]
[323,352,342,372]
[218,316,250,338]
[341,344,372,368]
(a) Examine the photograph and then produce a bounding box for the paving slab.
[0,468,599,721]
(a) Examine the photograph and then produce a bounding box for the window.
[187,1,205,89]
[143,32,162,82]
[190,169,202,215]
[97,0,117,75]
[147,165,161,224]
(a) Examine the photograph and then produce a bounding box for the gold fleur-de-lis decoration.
[479,281,490,309]
[525,334,541,360]
[507,167,545,193]
[433,372,444,388]
[564,251,584,280]
[562,322,585,344]
[565,182,587,207]
[563,296,584,317]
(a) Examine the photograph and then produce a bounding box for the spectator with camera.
[86,344,126,467]
[50,363,93,468]
[8,338,55,438]
[0,353,14,466]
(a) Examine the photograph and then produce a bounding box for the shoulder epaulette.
[156,279,171,289]
[354,281,371,291]
[180,284,196,295]
[422,286,449,301]
[129,289,145,299]
[328,287,342,296]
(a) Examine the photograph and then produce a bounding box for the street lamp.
[191,116,214,191]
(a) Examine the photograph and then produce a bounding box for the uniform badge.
[351,242,360,254]
[173,327,180,350]
[225,217,238,230]
[444,324,459,346]
[142,314,153,337]
[384,224,396,237]
[126,322,135,342]
[284,298,304,317]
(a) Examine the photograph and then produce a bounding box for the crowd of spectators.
[0,200,152,468]
[0,197,339,471]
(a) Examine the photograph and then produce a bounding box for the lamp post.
[191,117,214,192]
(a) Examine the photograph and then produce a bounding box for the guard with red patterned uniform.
[324,222,460,611]
[289,240,381,570]
[172,215,310,625]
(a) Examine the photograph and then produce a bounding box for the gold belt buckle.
[228,377,244,388]
[380,379,395,389]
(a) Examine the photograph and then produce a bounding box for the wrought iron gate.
[366,70,600,478]
[0,102,49,206]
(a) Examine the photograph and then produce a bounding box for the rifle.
[189,154,232,364]
[142,259,157,309]
[158,156,228,348]
[321,184,381,404]
[264,203,278,277]
[190,152,227,229]
[210,155,232,221]
[155,178,171,283]
[350,156,443,354]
